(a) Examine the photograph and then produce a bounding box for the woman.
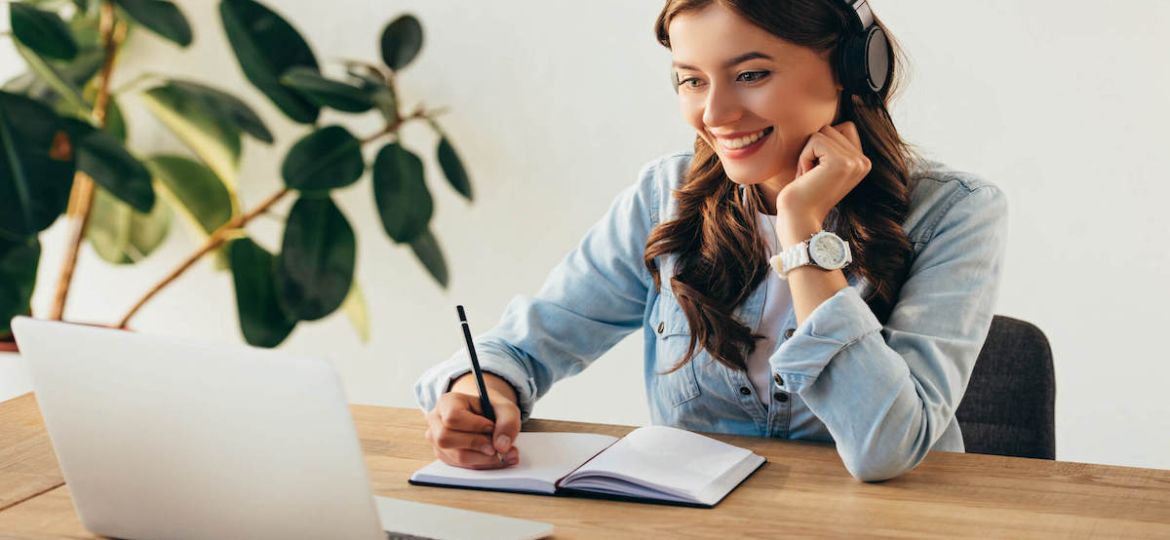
[415,0,1007,482]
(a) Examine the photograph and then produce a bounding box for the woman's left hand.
[774,122,871,240]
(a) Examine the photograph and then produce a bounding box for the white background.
[1,1,1167,470]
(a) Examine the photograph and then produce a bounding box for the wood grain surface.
[0,395,1167,538]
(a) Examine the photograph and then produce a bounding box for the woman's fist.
[423,375,521,470]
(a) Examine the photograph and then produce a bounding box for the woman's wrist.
[450,372,519,405]
[775,214,824,249]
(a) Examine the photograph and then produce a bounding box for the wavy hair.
[645,0,916,372]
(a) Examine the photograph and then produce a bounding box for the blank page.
[411,432,618,494]
[560,425,758,503]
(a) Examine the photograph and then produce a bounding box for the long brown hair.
[644,0,916,373]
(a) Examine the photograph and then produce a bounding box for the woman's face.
[669,4,842,192]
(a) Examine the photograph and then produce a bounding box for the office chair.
[956,315,1056,460]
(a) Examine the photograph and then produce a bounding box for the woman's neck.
[755,168,797,215]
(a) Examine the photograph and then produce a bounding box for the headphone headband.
[839,0,875,30]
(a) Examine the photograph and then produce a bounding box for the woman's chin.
[721,168,774,187]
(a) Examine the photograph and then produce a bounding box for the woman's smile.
[712,126,774,159]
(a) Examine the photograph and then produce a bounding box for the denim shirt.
[415,152,1009,482]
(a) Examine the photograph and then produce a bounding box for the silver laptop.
[12,317,552,540]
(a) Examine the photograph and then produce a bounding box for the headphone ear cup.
[835,26,891,96]
[863,26,891,94]
[834,33,867,95]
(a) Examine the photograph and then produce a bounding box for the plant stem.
[47,0,124,321]
[115,188,292,329]
[362,108,430,144]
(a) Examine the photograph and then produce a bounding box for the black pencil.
[456,305,503,464]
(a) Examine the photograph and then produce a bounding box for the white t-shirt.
[745,213,792,404]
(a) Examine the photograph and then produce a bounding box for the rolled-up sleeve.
[414,159,662,421]
[772,185,1009,481]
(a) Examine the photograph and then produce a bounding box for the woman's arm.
[774,184,1009,481]
[414,156,669,421]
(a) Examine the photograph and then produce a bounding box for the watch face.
[810,233,847,268]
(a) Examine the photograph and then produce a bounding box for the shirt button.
[657,322,664,334]
[784,328,795,339]
[773,373,784,386]
[774,392,790,403]
[738,386,752,396]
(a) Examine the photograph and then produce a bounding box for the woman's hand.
[775,122,871,243]
[424,374,521,470]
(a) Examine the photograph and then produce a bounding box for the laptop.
[11,317,553,540]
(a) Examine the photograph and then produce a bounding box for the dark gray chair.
[956,315,1056,460]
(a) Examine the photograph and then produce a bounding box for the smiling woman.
[416,0,1009,483]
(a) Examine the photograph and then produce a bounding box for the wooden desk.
[1,393,1168,538]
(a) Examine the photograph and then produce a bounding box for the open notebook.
[409,425,766,508]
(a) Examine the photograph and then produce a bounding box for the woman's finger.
[829,121,863,151]
[437,395,496,432]
[441,447,520,470]
[797,132,828,175]
[433,428,496,455]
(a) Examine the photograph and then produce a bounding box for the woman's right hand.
[424,373,521,470]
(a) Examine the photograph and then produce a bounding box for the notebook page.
[410,432,618,494]
[561,425,755,500]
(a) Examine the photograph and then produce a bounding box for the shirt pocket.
[651,292,702,407]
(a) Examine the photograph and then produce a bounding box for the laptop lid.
[12,317,384,540]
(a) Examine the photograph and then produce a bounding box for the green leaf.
[10,3,79,61]
[145,155,234,270]
[372,142,431,243]
[104,96,128,142]
[219,0,319,124]
[143,83,242,188]
[281,126,364,192]
[340,280,370,343]
[229,237,296,348]
[0,235,40,337]
[279,67,374,113]
[0,91,76,237]
[146,155,233,235]
[86,184,171,265]
[165,80,272,143]
[13,43,89,114]
[63,119,155,213]
[113,0,193,47]
[379,14,423,71]
[410,228,448,288]
[276,196,356,321]
[437,135,472,201]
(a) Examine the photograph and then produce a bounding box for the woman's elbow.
[841,450,923,482]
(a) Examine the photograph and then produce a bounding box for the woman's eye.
[677,77,704,89]
[737,71,770,83]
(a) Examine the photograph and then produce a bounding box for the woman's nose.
[701,83,742,128]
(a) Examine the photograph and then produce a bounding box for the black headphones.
[669,0,892,97]
[832,0,891,96]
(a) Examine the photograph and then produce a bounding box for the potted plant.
[0,0,474,352]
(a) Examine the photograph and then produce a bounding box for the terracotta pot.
[0,338,17,353]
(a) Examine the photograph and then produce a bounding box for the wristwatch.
[768,230,852,280]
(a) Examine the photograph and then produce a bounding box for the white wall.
[2,1,1167,470]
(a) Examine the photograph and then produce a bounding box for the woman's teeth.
[720,127,772,150]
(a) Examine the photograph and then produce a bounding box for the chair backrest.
[956,315,1056,460]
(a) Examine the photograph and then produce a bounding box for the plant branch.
[115,187,292,329]
[47,0,125,321]
[114,102,448,328]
